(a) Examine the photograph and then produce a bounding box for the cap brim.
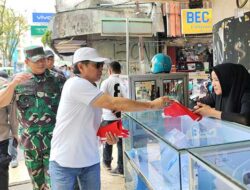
[29,55,45,62]
[73,57,109,65]
[88,57,108,63]
[45,54,54,58]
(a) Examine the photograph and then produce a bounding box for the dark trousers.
[0,139,11,190]
[101,120,123,172]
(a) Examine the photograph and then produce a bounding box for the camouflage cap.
[0,71,8,79]
[44,50,54,58]
[24,46,45,62]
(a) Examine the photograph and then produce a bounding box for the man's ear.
[108,68,112,75]
[24,59,29,66]
[77,63,84,73]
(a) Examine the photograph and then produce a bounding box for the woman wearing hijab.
[193,63,250,126]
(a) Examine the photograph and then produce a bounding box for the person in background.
[61,64,71,79]
[0,72,19,168]
[8,131,18,168]
[49,47,171,190]
[100,61,126,175]
[45,50,65,79]
[0,71,18,190]
[0,46,65,190]
[193,63,250,126]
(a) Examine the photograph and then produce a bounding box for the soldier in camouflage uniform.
[0,46,65,190]
[44,50,66,79]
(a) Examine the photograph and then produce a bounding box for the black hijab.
[213,63,250,112]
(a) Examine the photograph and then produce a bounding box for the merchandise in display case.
[163,79,185,102]
[122,110,250,190]
[134,80,156,102]
[120,73,189,106]
[189,141,250,190]
[188,72,210,100]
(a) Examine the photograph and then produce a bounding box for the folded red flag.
[163,102,202,121]
[97,120,129,141]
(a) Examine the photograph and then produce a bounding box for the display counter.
[189,141,250,190]
[122,110,250,190]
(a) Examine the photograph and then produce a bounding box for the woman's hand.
[105,132,118,145]
[193,102,221,119]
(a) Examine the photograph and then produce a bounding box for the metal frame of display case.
[120,73,189,106]
[188,153,243,190]
[124,152,155,190]
[188,141,250,190]
[123,112,187,190]
[122,110,250,190]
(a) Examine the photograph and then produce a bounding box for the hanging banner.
[181,9,212,34]
[213,11,250,71]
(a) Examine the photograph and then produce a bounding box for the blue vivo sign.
[32,13,55,23]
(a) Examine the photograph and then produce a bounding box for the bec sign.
[187,11,209,23]
[181,9,212,34]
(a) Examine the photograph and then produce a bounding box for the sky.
[4,0,57,62]
[6,0,56,14]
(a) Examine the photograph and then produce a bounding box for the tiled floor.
[9,144,125,190]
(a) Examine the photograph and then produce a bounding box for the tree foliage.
[41,30,52,47]
[0,4,28,65]
[0,0,7,36]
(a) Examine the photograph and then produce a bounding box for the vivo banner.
[32,13,55,23]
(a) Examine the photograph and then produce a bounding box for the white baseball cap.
[73,47,108,64]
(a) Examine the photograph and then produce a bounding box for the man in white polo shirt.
[49,47,171,190]
[100,61,127,175]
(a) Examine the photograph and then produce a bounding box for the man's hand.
[0,77,8,86]
[0,73,32,108]
[9,73,32,87]
[150,96,173,109]
[105,132,118,145]
[12,135,19,146]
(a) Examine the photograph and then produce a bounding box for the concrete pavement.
[9,144,125,190]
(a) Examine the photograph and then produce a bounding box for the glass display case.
[122,110,250,190]
[189,141,250,190]
[188,72,210,100]
[120,73,189,106]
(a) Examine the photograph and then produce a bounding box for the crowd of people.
[0,45,250,190]
[0,46,170,190]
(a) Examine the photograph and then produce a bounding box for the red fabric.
[169,2,176,37]
[167,47,176,67]
[97,120,129,140]
[175,2,181,37]
[164,102,202,121]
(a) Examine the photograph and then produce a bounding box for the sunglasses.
[91,62,104,69]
